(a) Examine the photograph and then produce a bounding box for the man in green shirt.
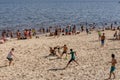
[64,49,79,69]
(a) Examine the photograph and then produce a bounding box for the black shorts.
[7,57,13,61]
[68,58,75,63]
[62,51,67,54]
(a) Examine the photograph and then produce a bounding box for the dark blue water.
[0,0,120,29]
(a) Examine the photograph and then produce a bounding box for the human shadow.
[89,40,99,42]
[107,38,119,41]
[110,48,120,50]
[48,68,65,71]
[0,65,7,68]
[43,55,57,58]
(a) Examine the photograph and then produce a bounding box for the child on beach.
[64,49,79,69]
[101,33,105,47]
[106,54,117,80]
[6,48,15,66]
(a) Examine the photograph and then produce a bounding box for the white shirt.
[7,51,13,58]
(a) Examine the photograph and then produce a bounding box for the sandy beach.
[0,30,120,80]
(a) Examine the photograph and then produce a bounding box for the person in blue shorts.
[64,49,79,69]
[101,33,105,47]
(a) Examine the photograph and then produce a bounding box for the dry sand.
[0,30,120,80]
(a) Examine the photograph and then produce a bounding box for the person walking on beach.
[101,33,105,47]
[64,49,79,69]
[98,31,101,40]
[6,48,15,66]
[106,54,117,80]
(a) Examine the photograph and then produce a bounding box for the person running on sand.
[60,45,68,58]
[101,33,105,47]
[106,54,117,80]
[6,48,15,66]
[64,49,79,69]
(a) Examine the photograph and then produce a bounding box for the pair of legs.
[101,40,105,47]
[7,58,13,66]
[61,52,67,58]
[107,66,116,79]
[108,72,115,79]
[64,59,79,69]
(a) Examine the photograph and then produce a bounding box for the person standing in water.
[106,54,117,80]
[64,49,79,69]
[101,33,105,47]
[6,48,15,66]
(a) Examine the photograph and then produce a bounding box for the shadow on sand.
[43,55,61,60]
[0,65,7,68]
[107,38,120,41]
[89,40,99,42]
[48,68,65,71]
[110,48,120,50]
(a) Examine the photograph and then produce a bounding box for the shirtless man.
[107,54,117,79]
[60,45,68,59]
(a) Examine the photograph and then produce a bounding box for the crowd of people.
[1,23,120,44]
[2,24,119,80]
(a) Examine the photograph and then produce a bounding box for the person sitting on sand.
[106,54,117,80]
[6,48,15,66]
[101,33,105,47]
[49,47,61,58]
[60,45,68,59]
[64,49,79,69]
[49,47,56,56]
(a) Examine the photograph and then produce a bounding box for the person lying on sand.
[6,48,16,66]
[106,54,117,80]
[64,49,79,69]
